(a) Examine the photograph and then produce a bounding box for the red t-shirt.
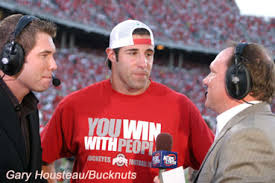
[41,79,214,182]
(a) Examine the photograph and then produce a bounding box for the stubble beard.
[127,75,149,91]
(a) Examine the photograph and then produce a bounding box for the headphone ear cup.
[0,42,25,76]
[225,64,251,100]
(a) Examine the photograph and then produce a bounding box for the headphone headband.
[12,15,37,40]
[234,42,248,65]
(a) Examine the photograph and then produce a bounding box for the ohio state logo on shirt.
[112,153,128,167]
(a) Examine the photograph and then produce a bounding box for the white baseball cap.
[109,20,154,49]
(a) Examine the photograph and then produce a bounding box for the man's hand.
[153,175,160,183]
[42,163,57,183]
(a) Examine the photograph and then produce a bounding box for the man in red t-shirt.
[41,20,214,183]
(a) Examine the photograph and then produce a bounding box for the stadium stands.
[1,0,271,128]
[0,0,273,128]
[1,1,274,178]
[35,47,218,126]
[34,46,274,182]
[36,47,275,131]
[2,0,274,54]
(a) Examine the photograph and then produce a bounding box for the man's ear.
[106,48,116,63]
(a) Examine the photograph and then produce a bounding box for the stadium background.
[0,0,274,182]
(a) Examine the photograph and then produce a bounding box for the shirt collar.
[0,78,38,113]
[21,92,39,116]
[0,78,20,109]
[215,100,261,138]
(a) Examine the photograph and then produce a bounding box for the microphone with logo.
[152,133,177,183]
[52,73,61,87]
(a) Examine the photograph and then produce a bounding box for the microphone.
[152,133,177,183]
[52,73,61,87]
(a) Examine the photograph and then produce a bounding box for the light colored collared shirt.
[215,101,261,138]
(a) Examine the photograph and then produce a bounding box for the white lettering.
[6,170,15,180]
[6,170,32,182]
[84,136,97,150]
[118,138,127,151]
[101,137,109,150]
[123,120,161,141]
[108,138,117,151]
[85,136,118,151]
[123,120,143,140]
[88,118,99,136]
[149,122,161,141]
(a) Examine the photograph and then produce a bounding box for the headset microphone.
[52,73,61,87]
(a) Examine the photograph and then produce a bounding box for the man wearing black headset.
[194,42,275,182]
[0,14,57,182]
[154,42,275,183]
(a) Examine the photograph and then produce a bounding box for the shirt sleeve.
[40,100,75,163]
[187,100,214,169]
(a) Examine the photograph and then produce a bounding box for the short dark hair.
[0,14,57,56]
[107,28,151,70]
[227,42,275,103]
[107,48,120,69]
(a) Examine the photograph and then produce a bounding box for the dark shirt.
[0,79,38,170]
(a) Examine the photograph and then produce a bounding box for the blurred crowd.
[36,48,275,132]
[35,47,274,182]
[3,0,274,157]
[3,0,275,54]
[1,1,274,182]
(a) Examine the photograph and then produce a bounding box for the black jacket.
[0,86,46,183]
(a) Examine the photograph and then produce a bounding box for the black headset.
[225,42,252,100]
[0,15,37,76]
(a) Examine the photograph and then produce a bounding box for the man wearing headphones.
[0,14,57,182]
[195,42,275,182]
[154,42,275,183]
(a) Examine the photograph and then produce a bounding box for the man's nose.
[49,57,57,71]
[137,54,147,68]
